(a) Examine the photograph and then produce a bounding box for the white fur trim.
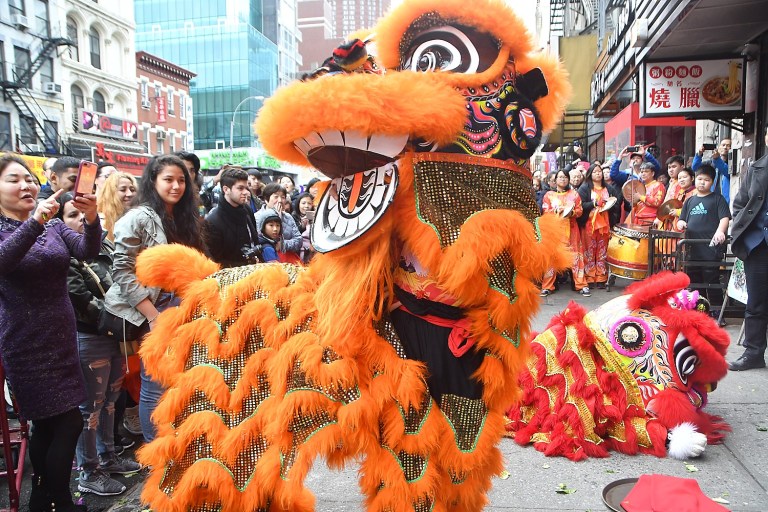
[667,422,707,459]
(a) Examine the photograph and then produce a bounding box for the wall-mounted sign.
[80,110,139,141]
[640,58,745,118]
[93,143,150,177]
[156,96,167,124]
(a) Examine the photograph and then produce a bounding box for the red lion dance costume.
[135,1,573,510]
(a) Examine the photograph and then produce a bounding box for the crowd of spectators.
[0,152,320,510]
[533,141,733,311]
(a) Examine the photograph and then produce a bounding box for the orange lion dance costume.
[506,272,731,462]
[136,1,571,510]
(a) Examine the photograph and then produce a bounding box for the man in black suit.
[729,125,768,371]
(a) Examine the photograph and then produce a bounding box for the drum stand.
[0,359,28,512]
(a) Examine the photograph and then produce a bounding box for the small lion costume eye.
[401,25,499,74]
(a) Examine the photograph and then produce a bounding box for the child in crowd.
[676,164,731,311]
[255,208,283,262]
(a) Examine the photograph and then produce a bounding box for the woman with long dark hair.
[577,164,614,289]
[0,155,101,511]
[103,155,203,442]
[540,169,588,296]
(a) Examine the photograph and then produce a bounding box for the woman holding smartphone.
[0,155,101,512]
[103,155,203,442]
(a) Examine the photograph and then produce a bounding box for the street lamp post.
[230,95,265,163]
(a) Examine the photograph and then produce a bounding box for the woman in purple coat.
[0,155,101,512]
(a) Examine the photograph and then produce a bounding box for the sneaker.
[77,470,126,496]
[114,436,135,456]
[580,287,591,297]
[99,455,142,475]
[122,412,142,436]
[539,289,551,297]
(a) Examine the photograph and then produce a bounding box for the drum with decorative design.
[607,224,650,280]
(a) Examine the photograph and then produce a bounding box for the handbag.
[97,309,150,344]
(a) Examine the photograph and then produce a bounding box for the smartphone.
[74,160,98,197]
[702,143,717,150]
[626,146,639,153]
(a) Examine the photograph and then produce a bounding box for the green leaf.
[556,483,576,494]
[499,470,510,480]
[712,497,730,504]
[756,425,768,432]
[684,462,699,472]
[542,463,551,469]
[606,469,616,474]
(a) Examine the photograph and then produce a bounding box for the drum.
[607,224,650,280]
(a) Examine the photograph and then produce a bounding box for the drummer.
[541,169,590,297]
[627,162,666,227]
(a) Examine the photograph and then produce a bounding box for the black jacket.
[731,153,768,260]
[576,182,622,228]
[204,199,260,267]
[66,237,114,334]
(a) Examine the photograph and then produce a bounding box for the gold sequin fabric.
[487,250,518,304]
[412,153,538,249]
[440,394,488,452]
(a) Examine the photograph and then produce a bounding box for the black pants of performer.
[743,241,768,361]
[390,287,484,406]
[29,407,83,508]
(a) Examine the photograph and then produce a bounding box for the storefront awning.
[643,0,768,61]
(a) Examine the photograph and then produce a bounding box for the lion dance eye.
[673,335,699,385]
[402,25,498,74]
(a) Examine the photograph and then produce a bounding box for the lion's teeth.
[341,130,368,151]
[318,129,344,147]
[367,133,408,157]
[293,138,311,155]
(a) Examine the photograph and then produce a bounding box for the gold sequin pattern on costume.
[374,316,409,360]
[412,154,538,248]
[159,434,270,495]
[281,410,337,478]
[383,445,428,483]
[286,356,362,404]
[487,250,518,303]
[398,12,501,67]
[183,328,266,389]
[171,376,270,429]
[440,394,488,452]
[489,314,521,347]
[522,321,655,449]
[398,393,433,435]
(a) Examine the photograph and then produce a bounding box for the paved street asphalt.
[3,280,766,511]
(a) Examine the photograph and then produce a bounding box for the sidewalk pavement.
[108,281,768,511]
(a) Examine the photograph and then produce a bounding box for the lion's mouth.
[293,129,407,253]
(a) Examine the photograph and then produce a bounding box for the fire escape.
[0,35,73,155]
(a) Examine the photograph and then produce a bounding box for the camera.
[241,243,262,264]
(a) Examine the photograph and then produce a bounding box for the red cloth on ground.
[621,474,729,512]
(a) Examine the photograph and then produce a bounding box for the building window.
[67,17,78,61]
[93,90,106,112]
[19,115,37,147]
[0,42,5,82]
[0,113,11,151]
[142,126,150,152]
[43,120,57,152]
[156,132,164,154]
[179,94,186,120]
[181,133,187,150]
[89,27,100,69]
[35,0,49,36]
[8,0,24,16]
[167,89,175,116]
[40,57,53,85]
[169,133,176,152]
[13,46,31,87]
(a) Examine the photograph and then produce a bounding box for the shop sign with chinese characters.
[640,58,745,118]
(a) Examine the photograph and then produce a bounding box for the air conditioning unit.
[141,99,151,109]
[12,14,29,30]
[156,130,166,140]
[25,144,44,153]
[42,82,61,94]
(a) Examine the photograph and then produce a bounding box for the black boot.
[28,474,52,512]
